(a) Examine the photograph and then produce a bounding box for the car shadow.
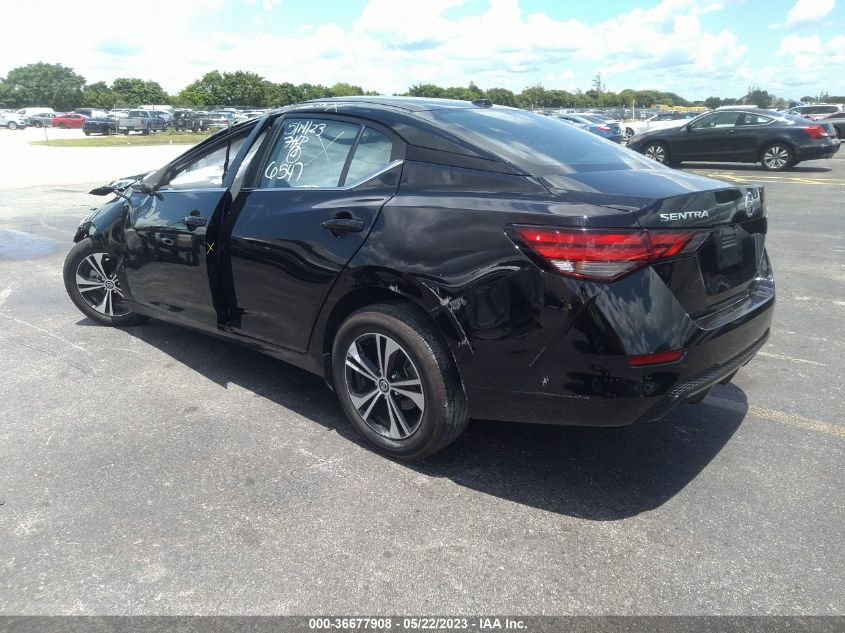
[107,318,748,521]
[679,162,832,173]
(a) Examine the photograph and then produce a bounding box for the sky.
[2,0,843,100]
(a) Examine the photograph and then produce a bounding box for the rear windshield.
[419,107,657,176]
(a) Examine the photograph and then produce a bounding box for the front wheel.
[8,122,17,130]
[761,143,793,171]
[58,123,67,129]
[63,238,148,326]
[643,141,669,164]
[332,302,469,461]
[34,121,43,128]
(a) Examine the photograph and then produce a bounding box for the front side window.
[258,118,359,188]
[691,112,739,129]
[161,134,248,190]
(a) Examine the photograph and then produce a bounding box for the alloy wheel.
[344,333,425,440]
[763,145,789,170]
[644,144,666,163]
[75,252,130,317]
[8,122,17,130]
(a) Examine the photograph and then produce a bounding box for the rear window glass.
[419,107,657,175]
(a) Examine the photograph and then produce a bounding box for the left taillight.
[803,124,829,138]
[510,226,709,281]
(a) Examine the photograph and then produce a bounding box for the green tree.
[81,81,114,109]
[2,62,85,110]
[486,87,517,107]
[406,84,445,98]
[517,84,548,109]
[743,87,773,108]
[330,82,364,97]
[704,96,722,109]
[112,78,169,106]
[264,82,302,107]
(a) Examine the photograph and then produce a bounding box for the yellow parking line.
[689,171,845,186]
[707,396,845,439]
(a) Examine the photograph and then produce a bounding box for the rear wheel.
[63,238,148,326]
[643,141,669,164]
[83,130,90,136]
[761,143,793,171]
[332,302,469,461]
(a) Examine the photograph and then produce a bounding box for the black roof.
[296,96,482,112]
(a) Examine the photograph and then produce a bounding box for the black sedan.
[83,116,118,136]
[63,98,775,460]
[627,108,840,170]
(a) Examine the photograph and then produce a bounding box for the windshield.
[419,107,658,176]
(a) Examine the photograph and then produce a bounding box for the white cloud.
[785,0,836,27]
[0,0,841,100]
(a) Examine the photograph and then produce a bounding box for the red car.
[51,113,88,129]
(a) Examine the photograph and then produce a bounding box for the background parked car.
[551,113,623,143]
[627,108,840,170]
[819,112,845,139]
[0,112,30,129]
[29,112,57,128]
[117,110,166,135]
[83,115,118,136]
[15,107,54,118]
[786,104,845,120]
[51,113,88,129]
[625,112,696,138]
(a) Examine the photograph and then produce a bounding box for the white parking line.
[758,351,826,367]
[707,396,845,439]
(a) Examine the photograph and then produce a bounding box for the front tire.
[63,238,148,326]
[643,141,669,164]
[8,122,17,130]
[761,143,793,171]
[332,302,469,461]
[34,120,43,128]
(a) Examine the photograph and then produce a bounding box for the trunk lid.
[540,168,767,317]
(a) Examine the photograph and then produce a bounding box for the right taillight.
[511,226,709,281]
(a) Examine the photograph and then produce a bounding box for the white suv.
[0,111,29,130]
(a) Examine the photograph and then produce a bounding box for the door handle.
[181,215,208,229]
[321,217,365,234]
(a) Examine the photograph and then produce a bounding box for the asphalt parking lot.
[1,130,843,615]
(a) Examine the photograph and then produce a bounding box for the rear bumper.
[795,139,840,160]
[465,257,775,427]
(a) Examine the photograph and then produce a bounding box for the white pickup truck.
[117,110,166,135]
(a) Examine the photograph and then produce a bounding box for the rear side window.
[737,113,774,125]
[258,118,359,188]
[421,107,659,175]
[343,128,395,185]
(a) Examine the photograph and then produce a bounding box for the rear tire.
[332,302,469,461]
[63,238,148,327]
[760,143,793,171]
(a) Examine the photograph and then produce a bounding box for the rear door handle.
[321,217,365,233]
